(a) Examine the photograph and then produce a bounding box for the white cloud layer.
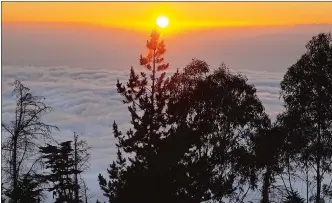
[2,65,284,202]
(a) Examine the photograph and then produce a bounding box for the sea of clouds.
[2,65,284,202]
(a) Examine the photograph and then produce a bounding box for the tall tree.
[99,31,270,203]
[98,29,171,203]
[278,32,332,203]
[1,80,58,203]
[167,60,271,202]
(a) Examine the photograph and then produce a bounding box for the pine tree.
[40,141,78,203]
[98,29,171,203]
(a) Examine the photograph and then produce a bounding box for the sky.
[2,2,332,203]
[3,2,332,32]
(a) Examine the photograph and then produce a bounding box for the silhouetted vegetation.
[1,82,92,202]
[1,30,332,203]
[277,32,332,203]
[1,80,58,203]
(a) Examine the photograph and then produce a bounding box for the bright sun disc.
[156,16,169,28]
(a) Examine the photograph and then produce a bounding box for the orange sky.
[2,2,332,33]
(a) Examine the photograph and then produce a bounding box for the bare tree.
[1,80,58,203]
[73,132,91,203]
[80,177,92,203]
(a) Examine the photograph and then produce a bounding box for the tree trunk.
[316,156,321,203]
[12,87,24,203]
[83,181,88,203]
[316,85,322,203]
[12,135,18,203]
[74,134,79,203]
[261,166,271,203]
[306,162,309,203]
[316,136,321,203]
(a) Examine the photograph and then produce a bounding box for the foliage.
[1,80,58,203]
[282,191,305,203]
[278,32,332,203]
[40,141,81,203]
[167,60,271,202]
[98,29,173,203]
[99,30,270,203]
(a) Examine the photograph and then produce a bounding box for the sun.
[156,16,169,28]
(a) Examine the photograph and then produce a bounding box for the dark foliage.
[282,191,305,203]
[99,30,270,203]
[278,32,332,203]
[98,29,173,203]
[253,126,286,203]
[40,141,82,203]
[6,174,45,203]
[1,80,58,203]
[167,60,271,202]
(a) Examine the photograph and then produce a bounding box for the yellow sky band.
[3,2,332,33]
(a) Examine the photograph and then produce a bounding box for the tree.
[98,29,171,203]
[40,134,90,203]
[10,173,46,203]
[99,31,270,203]
[167,60,271,202]
[1,80,58,203]
[40,141,77,203]
[253,125,286,203]
[80,179,91,203]
[278,32,332,203]
[73,133,91,203]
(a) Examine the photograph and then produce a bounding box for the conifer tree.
[98,29,171,203]
[40,141,78,203]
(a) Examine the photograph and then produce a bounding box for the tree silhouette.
[40,141,79,203]
[98,29,172,203]
[99,27,271,202]
[11,173,45,203]
[73,133,91,203]
[282,191,305,203]
[167,60,271,202]
[278,32,332,203]
[1,80,58,203]
[253,125,286,203]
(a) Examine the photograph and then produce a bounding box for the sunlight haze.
[2,2,332,33]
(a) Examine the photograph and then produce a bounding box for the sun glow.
[156,16,169,28]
